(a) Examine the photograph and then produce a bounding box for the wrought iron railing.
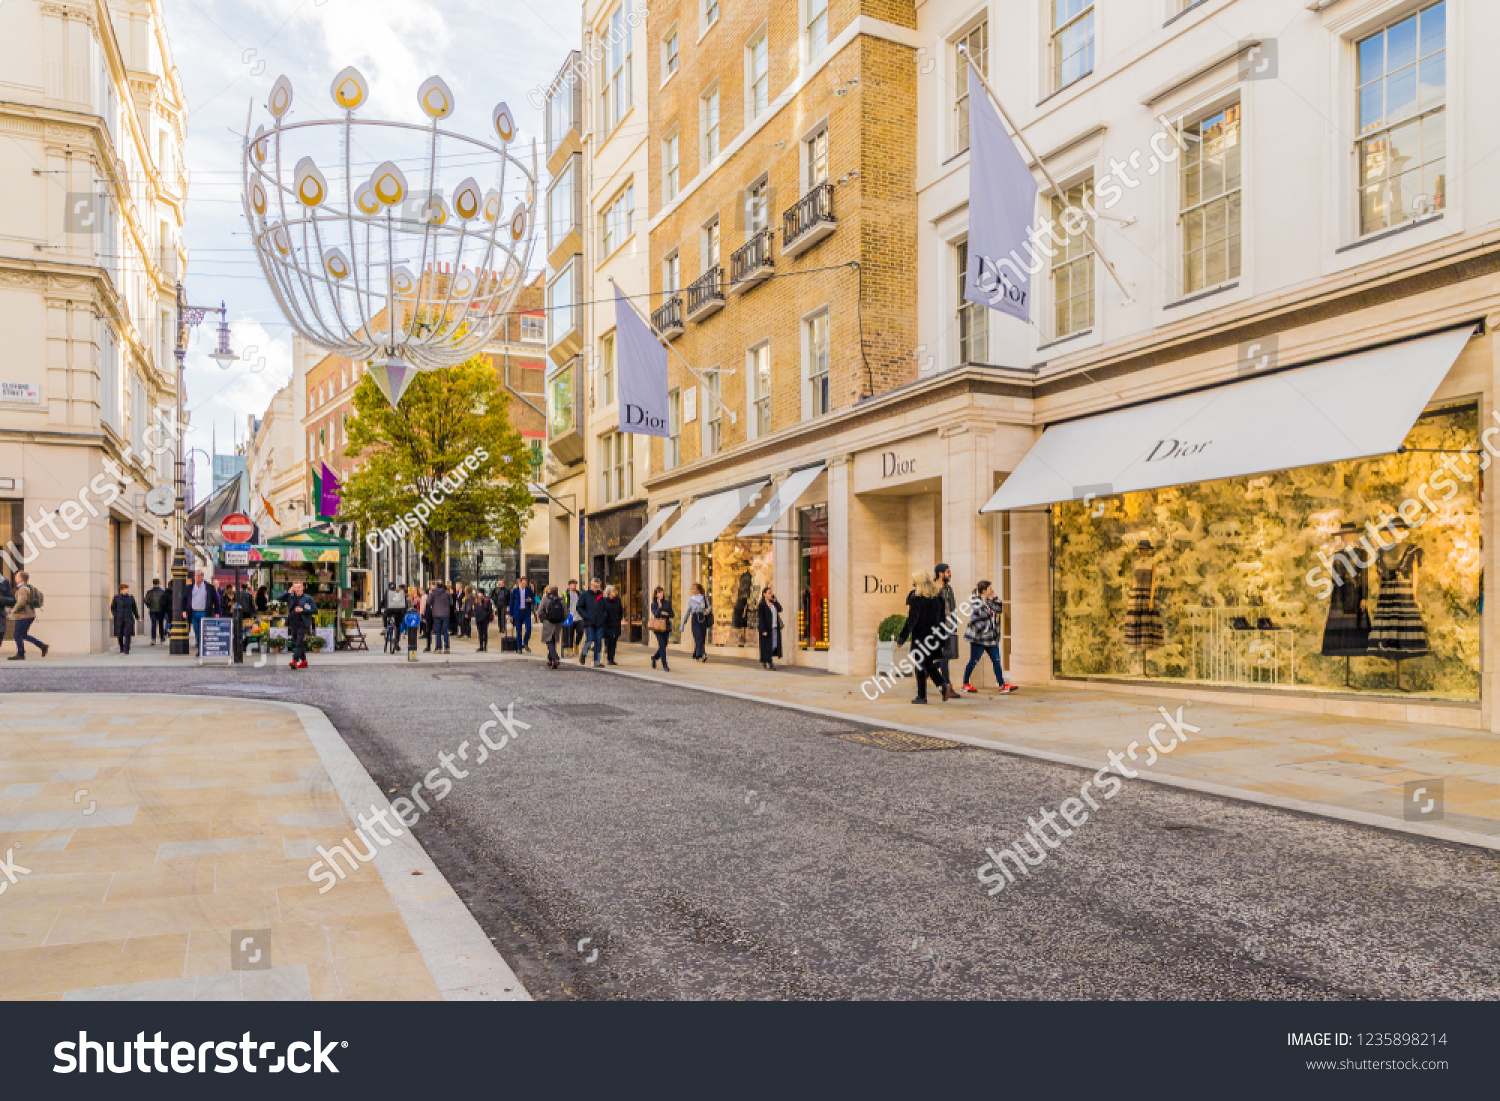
[782,183,834,249]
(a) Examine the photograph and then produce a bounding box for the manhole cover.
[539,704,630,717]
[826,728,963,752]
[193,685,296,695]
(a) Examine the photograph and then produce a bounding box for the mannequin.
[1123,540,1163,673]
[1368,519,1428,690]
[1319,522,1373,686]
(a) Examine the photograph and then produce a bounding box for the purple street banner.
[319,462,341,519]
[962,65,1040,322]
[613,284,670,438]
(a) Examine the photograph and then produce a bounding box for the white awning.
[652,482,769,552]
[736,464,824,537]
[615,505,680,560]
[982,327,1476,513]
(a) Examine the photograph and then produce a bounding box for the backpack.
[28,585,44,609]
[543,595,566,624]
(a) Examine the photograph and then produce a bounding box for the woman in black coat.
[473,591,493,652]
[111,584,140,655]
[600,585,624,665]
[649,586,673,672]
[896,570,954,703]
[756,588,784,670]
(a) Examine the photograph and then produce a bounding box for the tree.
[339,355,535,574]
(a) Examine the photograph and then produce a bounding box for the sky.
[161,0,580,497]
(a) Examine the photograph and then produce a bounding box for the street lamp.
[170,286,237,655]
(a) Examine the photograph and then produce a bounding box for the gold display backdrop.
[712,537,773,645]
[1053,404,1482,700]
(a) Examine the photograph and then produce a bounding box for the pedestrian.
[756,587,783,670]
[110,583,139,655]
[935,562,960,693]
[7,571,47,659]
[184,568,221,652]
[474,588,493,652]
[577,578,604,666]
[600,584,623,665]
[649,586,673,671]
[897,570,954,703]
[539,584,567,668]
[429,580,452,653]
[563,579,581,656]
[509,577,534,653]
[450,580,464,639]
[681,582,710,662]
[280,580,317,669]
[255,584,269,612]
[382,581,406,652]
[962,580,1017,694]
[494,580,511,635]
[144,577,168,645]
[420,582,434,651]
[0,573,13,653]
[460,585,476,639]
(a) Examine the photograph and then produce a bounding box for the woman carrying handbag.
[757,588,784,670]
[649,587,673,671]
[682,583,710,662]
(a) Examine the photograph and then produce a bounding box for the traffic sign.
[223,550,250,567]
[219,513,254,543]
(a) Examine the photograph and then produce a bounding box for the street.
[5,661,1497,1001]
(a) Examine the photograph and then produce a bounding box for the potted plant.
[877,614,907,675]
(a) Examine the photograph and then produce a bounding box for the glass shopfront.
[1051,404,1482,701]
[798,504,829,650]
[710,535,774,649]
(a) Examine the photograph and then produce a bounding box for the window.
[667,388,682,468]
[704,216,721,266]
[547,260,578,346]
[1052,1,1095,91]
[548,363,576,436]
[1357,1,1447,236]
[600,3,633,135]
[704,371,722,455]
[746,179,769,237]
[663,131,680,201]
[600,182,635,257]
[663,26,679,78]
[1051,178,1096,338]
[806,126,829,190]
[702,0,719,34]
[521,315,546,343]
[159,309,171,370]
[806,0,828,61]
[805,310,830,417]
[547,155,577,254]
[956,240,988,363]
[702,86,721,162]
[748,343,771,438]
[600,332,616,406]
[748,35,769,119]
[600,431,634,504]
[955,22,987,154]
[1181,106,1241,294]
[664,251,681,293]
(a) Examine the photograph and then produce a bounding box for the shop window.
[1181,105,1241,295]
[1356,1,1446,236]
[1050,404,1480,701]
[712,533,773,648]
[798,504,829,650]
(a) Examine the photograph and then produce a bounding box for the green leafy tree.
[340,356,535,571]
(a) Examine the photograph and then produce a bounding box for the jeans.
[150,611,168,642]
[514,612,532,651]
[477,621,489,650]
[964,642,1005,687]
[190,610,207,648]
[691,617,708,659]
[432,620,450,650]
[652,630,670,667]
[290,626,308,663]
[13,616,41,656]
[582,625,602,664]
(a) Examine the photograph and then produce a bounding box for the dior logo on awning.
[1144,439,1211,462]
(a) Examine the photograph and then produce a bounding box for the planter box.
[876,640,909,676]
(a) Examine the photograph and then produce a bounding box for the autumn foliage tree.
[339,356,535,573]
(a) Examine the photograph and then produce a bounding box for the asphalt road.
[6,659,1500,1000]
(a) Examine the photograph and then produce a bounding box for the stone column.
[825,455,854,674]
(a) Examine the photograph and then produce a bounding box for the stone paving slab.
[0,693,528,1001]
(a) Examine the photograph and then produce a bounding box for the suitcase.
[501,636,519,652]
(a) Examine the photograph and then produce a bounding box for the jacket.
[681,592,707,633]
[13,583,40,618]
[757,597,783,661]
[144,585,167,614]
[283,591,318,632]
[186,581,221,617]
[428,586,452,619]
[938,582,960,659]
[509,585,534,618]
[474,595,493,624]
[896,592,947,653]
[600,595,624,637]
[650,598,673,631]
[540,592,567,624]
[964,596,1003,647]
[577,588,604,628]
[110,594,139,626]
[566,590,581,620]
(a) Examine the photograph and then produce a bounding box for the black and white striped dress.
[1369,545,1429,655]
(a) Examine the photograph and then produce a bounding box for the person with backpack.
[280,581,317,669]
[649,586,674,672]
[962,580,1017,695]
[538,584,567,668]
[111,583,140,655]
[576,579,604,666]
[8,571,48,659]
[681,582,710,662]
[144,578,168,645]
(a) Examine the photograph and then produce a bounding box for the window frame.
[663,129,680,202]
[804,123,829,191]
[747,341,771,440]
[704,370,722,455]
[954,19,988,156]
[700,0,719,40]
[664,249,681,294]
[746,32,770,122]
[599,181,636,260]
[662,23,679,82]
[955,238,989,365]
[667,387,682,468]
[600,331,617,407]
[702,215,721,268]
[803,308,830,419]
[701,83,721,164]
[1050,176,1097,340]
[599,2,634,137]
[1179,103,1242,296]
[804,0,828,64]
[1050,1,1096,93]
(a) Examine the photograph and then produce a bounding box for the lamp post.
[170,283,238,655]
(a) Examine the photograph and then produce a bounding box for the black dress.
[1320,554,1372,657]
[757,598,783,664]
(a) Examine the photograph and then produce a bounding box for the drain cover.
[540,704,630,717]
[827,728,963,752]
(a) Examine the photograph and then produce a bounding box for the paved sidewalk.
[562,645,1500,849]
[0,694,526,1001]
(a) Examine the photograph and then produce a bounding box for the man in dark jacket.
[282,581,317,669]
[144,578,168,645]
[111,583,140,655]
[576,579,604,666]
[494,582,510,635]
[935,563,960,693]
[428,581,453,653]
[0,574,13,651]
[509,577,534,653]
[600,584,624,666]
[184,568,222,653]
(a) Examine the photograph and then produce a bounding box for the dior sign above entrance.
[882,452,917,478]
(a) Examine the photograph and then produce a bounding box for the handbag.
[647,616,668,632]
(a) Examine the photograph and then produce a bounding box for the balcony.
[685,266,725,322]
[782,183,836,259]
[651,295,684,339]
[544,52,583,178]
[729,228,773,294]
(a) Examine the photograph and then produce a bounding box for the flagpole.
[959,45,1134,303]
[607,276,738,425]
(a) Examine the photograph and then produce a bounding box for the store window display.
[798,505,829,650]
[1052,404,1481,700]
[711,536,773,648]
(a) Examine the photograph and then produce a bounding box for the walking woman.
[539,585,566,668]
[682,582,710,662]
[474,588,493,652]
[111,583,139,655]
[961,580,1017,694]
[600,584,624,665]
[896,569,954,703]
[649,586,673,671]
[757,587,784,670]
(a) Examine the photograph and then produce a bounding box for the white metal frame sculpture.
[241,68,537,405]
